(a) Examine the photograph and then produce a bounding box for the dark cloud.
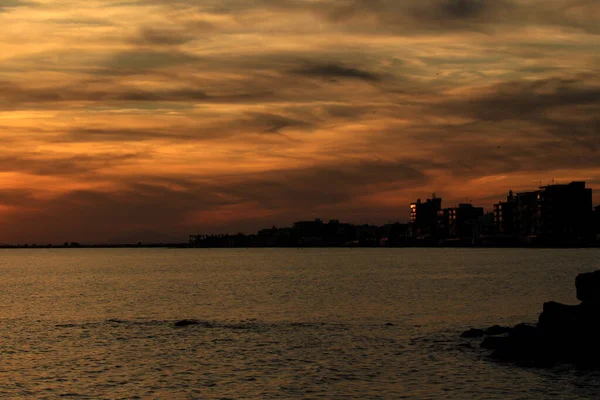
[107,50,201,71]
[407,73,600,179]
[60,128,197,143]
[200,0,598,35]
[131,27,199,46]
[241,112,314,134]
[0,0,29,11]
[282,0,516,33]
[57,112,313,143]
[0,79,276,109]
[220,160,429,209]
[111,0,600,36]
[0,152,143,176]
[291,62,381,82]
[438,74,600,150]
[440,0,487,18]
[448,75,600,122]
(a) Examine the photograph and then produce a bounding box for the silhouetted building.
[354,224,379,246]
[379,223,410,246]
[594,205,600,241]
[293,218,324,245]
[189,181,597,248]
[410,196,442,238]
[455,203,484,239]
[494,190,516,235]
[437,208,454,239]
[257,226,292,246]
[438,203,484,241]
[536,181,593,244]
[514,191,539,241]
[479,212,497,237]
[323,220,355,246]
[493,182,594,245]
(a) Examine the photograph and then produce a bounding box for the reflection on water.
[1,248,599,398]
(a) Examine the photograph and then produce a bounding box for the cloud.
[436,74,600,152]
[0,0,29,11]
[194,0,599,35]
[240,112,314,134]
[220,159,429,209]
[439,0,488,18]
[0,152,142,176]
[445,75,600,122]
[0,78,277,110]
[291,62,381,82]
[131,27,198,46]
[107,50,202,72]
[60,128,198,143]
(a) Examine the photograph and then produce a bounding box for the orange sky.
[0,0,599,244]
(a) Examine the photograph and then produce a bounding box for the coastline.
[2,243,600,249]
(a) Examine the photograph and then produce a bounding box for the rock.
[461,328,484,338]
[460,270,600,367]
[481,336,509,350]
[576,270,600,304]
[485,325,512,336]
[538,301,580,336]
[174,319,199,327]
[512,323,537,338]
[174,319,214,328]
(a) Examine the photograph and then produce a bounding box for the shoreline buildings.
[492,181,593,245]
[189,181,599,248]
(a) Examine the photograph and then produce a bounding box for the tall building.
[493,190,516,235]
[439,203,484,239]
[515,191,539,240]
[454,203,485,239]
[410,196,442,238]
[494,181,593,244]
[536,181,593,244]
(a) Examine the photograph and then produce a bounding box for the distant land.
[4,181,599,249]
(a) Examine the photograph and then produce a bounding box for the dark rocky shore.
[462,270,600,367]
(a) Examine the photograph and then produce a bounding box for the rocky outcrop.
[484,325,512,336]
[461,328,484,338]
[174,319,215,328]
[576,270,600,304]
[461,270,600,367]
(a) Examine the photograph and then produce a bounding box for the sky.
[0,0,599,244]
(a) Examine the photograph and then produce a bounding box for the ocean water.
[1,248,600,399]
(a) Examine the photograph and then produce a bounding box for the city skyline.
[0,0,598,244]
[184,180,597,248]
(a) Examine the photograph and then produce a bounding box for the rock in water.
[175,319,199,327]
[461,328,484,338]
[485,325,512,336]
[460,270,600,367]
[538,301,580,336]
[480,336,508,350]
[576,270,600,304]
[512,323,537,338]
[174,319,214,328]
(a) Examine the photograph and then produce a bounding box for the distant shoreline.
[2,244,600,249]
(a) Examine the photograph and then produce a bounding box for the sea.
[1,248,600,399]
